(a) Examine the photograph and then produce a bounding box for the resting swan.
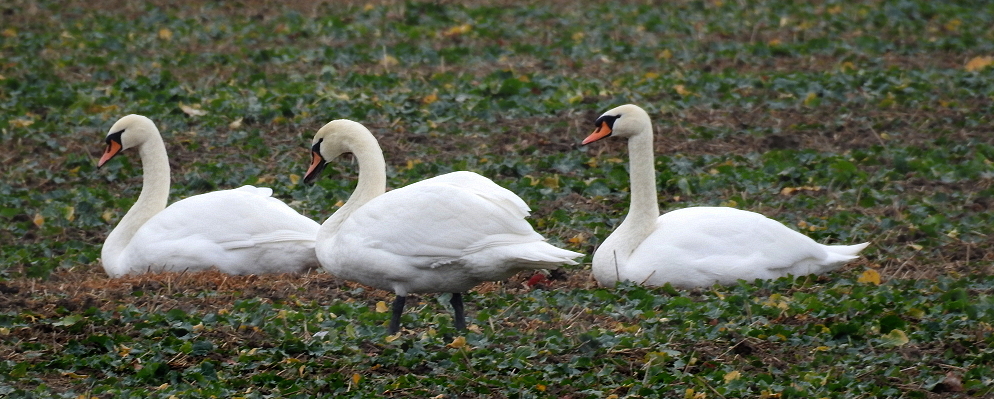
[582,104,869,288]
[304,119,583,333]
[97,114,320,277]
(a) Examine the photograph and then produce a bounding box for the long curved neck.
[318,133,387,241]
[609,125,660,253]
[102,135,171,275]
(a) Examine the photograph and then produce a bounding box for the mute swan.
[582,104,869,288]
[97,114,320,278]
[304,119,583,333]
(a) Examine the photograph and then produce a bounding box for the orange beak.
[97,140,123,167]
[303,150,327,184]
[582,122,613,145]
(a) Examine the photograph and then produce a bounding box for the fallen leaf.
[658,49,673,59]
[375,301,388,313]
[381,54,399,67]
[179,103,207,117]
[288,174,301,185]
[724,370,742,383]
[673,84,693,96]
[858,269,881,285]
[880,329,909,347]
[351,373,361,386]
[158,28,173,40]
[422,92,438,104]
[442,24,472,37]
[64,206,75,222]
[2,28,16,38]
[33,213,44,228]
[965,56,993,72]
[447,336,467,349]
[229,117,243,129]
[644,72,659,79]
[10,118,34,128]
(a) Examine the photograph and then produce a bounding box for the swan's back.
[117,186,320,276]
[625,207,867,287]
[323,172,581,295]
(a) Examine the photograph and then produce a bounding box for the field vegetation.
[1,0,993,397]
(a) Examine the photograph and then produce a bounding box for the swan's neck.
[318,138,387,241]
[608,127,660,254]
[102,136,171,275]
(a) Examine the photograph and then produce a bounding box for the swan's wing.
[411,171,532,218]
[338,175,541,266]
[127,187,319,263]
[634,207,832,281]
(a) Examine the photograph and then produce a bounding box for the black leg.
[450,292,466,331]
[389,295,406,334]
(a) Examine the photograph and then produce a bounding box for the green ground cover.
[1,0,993,397]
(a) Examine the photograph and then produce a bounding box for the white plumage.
[583,104,869,288]
[98,114,320,278]
[304,119,582,332]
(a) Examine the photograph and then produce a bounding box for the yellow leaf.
[375,301,388,313]
[858,269,881,285]
[33,213,44,228]
[381,54,399,67]
[909,243,923,251]
[684,388,696,399]
[881,329,909,347]
[839,61,855,72]
[447,336,467,349]
[803,91,819,107]
[2,28,16,37]
[405,159,422,170]
[571,32,585,41]
[965,56,993,72]
[255,175,274,185]
[384,332,401,343]
[585,157,598,168]
[659,49,673,59]
[673,84,693,96]
[422,92,438,104]
[65,206,75,222]
[826,5,842,14]
[351,373,361,385]
[229,117,243,129]
[64,372,88,379]
[724,370,742,383]
[158,28,173,40]
[179,103,207,117]
[10,118,34,128]
[288,174,301,185]
[567,234,586,245]
[536,384,547,392]
[644,72,659,79]
[768,38,782,46]
[363,3,374,11]
[102,210,115,223]
[0,74,5,80]
[944,19,961,32]
[541,176,559,189]
[813,346,830,352]
[442,24,472,37]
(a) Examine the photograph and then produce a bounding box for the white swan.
[97,114,320,278]
[582,104,869,288]
[304,119,583,333]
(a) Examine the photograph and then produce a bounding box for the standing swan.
[582,104,869,288]
[304,119,583,333]
[98,114,320,277]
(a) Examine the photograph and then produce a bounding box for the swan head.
[303,119,372,184]
[582,104,652,144]
[98,114,159,167]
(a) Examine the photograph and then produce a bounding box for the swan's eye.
[106,130,124,145]
[310,138,324,155]
[594,114,621,129]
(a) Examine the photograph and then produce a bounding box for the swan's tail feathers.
[821,242,870,271]
[511,244,584,269]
